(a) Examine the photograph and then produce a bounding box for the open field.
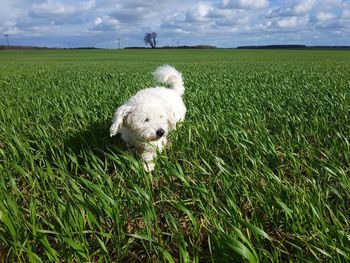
[0,49,350,262]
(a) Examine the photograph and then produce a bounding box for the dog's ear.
[110,105,133,137]
[166,108,176,130]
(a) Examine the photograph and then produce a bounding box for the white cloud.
[342,9,350,19]
[93,16,121,31]
[185,2,214,23]
[276,17,298,28]
[268,0,315,17]
[213,9,252,26]
[185,3,212,22]
[29,0,95,18]
[221,0,268,9]
[316,12,336,22]
[0,21,21,35]
[293,0,315,15]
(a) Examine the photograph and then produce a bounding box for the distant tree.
[144,32,157,48]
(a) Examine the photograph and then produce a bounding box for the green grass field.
[0,49,350,262]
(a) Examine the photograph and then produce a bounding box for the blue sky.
[0,0,349,48]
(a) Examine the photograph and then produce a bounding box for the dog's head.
[110,103,175,141]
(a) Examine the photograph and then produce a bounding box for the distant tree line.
[143,32,217,49]
[163,45,216,49]
[237,45,350,50]
[125,45,217,49]
[0,45,51,50]
[0,45,100,50]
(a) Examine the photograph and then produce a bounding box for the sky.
[0,0,349,48]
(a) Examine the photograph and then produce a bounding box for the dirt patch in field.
[0,245,8,263]
[0,141,6,149]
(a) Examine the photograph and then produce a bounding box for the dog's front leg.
[141,150,157,172]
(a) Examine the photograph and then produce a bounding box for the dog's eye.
[144,118,149,122]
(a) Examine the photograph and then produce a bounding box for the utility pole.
[4,34,9,47]
[117,38,121,49]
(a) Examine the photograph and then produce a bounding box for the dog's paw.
[143,161,155,172]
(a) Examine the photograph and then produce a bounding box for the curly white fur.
[110,65,186,171]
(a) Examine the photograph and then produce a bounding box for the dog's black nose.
[156,128,165,137]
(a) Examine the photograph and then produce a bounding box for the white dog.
[110,65,186,171]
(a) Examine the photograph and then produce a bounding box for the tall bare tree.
[144,32,157,48]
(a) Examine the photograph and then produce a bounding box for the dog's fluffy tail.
[153,65,184,96]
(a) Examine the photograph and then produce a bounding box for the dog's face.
[110,103,175,142]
